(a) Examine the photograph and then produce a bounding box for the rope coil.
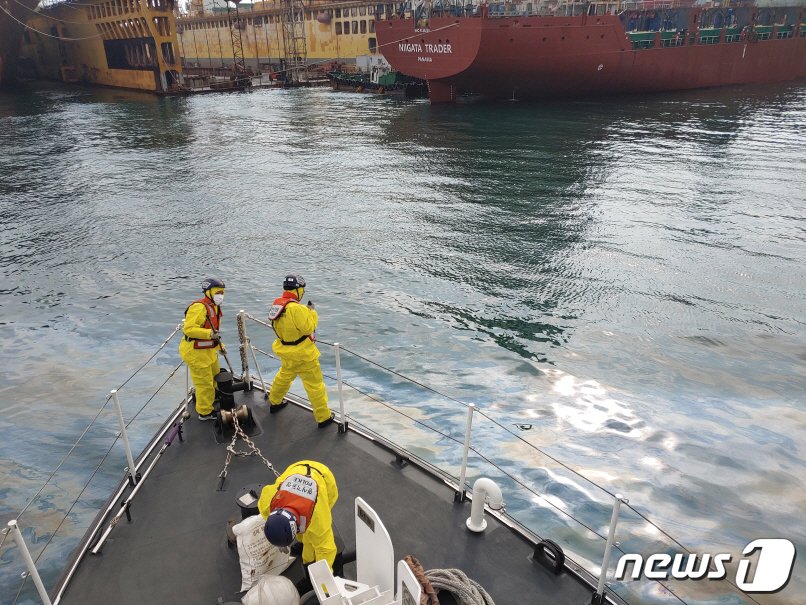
[404,556,439,605]
[425,568,495,605]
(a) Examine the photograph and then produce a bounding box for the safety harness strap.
[296,462,325,479]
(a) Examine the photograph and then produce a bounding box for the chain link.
[217,430,238,484]
[217,410,280,485]
[233,413,280,477]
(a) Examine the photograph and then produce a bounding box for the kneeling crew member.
[259,460,339,571]
[180,277,226,421]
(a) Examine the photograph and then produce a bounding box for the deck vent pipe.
[466,478,504,533]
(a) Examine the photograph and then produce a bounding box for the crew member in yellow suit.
[180,277,226,421]
[267,274,333,428]
[259,460,339,571]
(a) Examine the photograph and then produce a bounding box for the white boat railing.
[236,309,762,605]
[1,323,190,605]
[2,521,53,605]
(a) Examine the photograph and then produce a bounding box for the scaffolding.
[225,0,247,75]
[279,0,307,84]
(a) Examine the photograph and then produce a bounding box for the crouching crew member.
[267,274,333,428]
[180,277,226,421]
[259,460,339,571]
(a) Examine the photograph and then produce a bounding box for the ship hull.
[376,13,806,102]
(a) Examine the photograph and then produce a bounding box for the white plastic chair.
[306,497,420,605]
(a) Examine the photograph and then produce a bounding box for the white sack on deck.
[241,574,300,605]
[233,514,294,592]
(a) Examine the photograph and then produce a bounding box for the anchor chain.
[233,412,279,476]
[217,430,238,488]
[217,410,280,490]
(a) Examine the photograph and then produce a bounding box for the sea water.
[0,82,804,605]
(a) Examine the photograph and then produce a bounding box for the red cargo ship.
[375,1,806,102]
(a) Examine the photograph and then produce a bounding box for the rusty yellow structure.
[177,1,394,72]
[17,0,395,93]
[19,0,182,92]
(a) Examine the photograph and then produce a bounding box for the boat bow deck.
[57,387,601,604]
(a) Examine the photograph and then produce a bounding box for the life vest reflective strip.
[184,298,221,349]
[270,471,319,533]
[269,295,311,346]
[268,296,297,321]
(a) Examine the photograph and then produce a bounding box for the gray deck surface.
[58,388,598,604]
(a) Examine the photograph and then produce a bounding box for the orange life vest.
[270,466,320,533]
[184,298,221,349]
[268,292,311,346]
[268,292,298,321]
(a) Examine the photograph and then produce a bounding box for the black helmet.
[201,277,226,293]
[283,275,306,290]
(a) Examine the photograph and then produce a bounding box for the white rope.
[425,569,495,605]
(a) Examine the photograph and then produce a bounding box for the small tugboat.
[329,63,428,98]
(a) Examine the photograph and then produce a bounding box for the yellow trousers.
[189,358,220,415]
[269,358,330,423]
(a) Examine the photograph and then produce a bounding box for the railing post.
[183,363,191,419]
[6,520,53,605]
[334,343,347,433]
[247,336,268,399]
[110,390,138,486]
[592,493,626,605]
[181,318,191,419]
[455,403,475,502]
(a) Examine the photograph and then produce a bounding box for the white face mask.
[213,293,224,305]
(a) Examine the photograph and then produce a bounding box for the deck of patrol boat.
[55,386,604,605]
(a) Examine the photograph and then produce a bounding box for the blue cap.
[264,509,298,546]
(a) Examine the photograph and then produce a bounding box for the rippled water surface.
[1,82,804,605]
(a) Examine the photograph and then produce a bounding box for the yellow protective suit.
[269,294,330,423]
[179,298,222,416]
[258,460,339,569]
